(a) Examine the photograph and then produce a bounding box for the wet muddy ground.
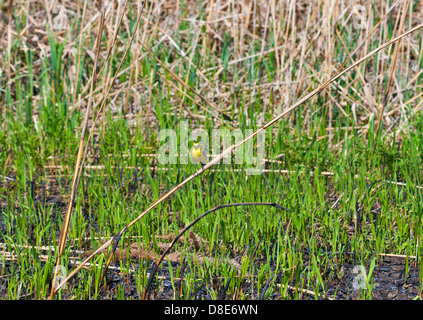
[0,175,422,300]
[77,253,422,300]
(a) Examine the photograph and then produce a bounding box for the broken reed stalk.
[78,2,145,186]
[374,0,412,143]
[51,22,423,296]
[142,202,288,300]
[77,0,130,100]
[49,11,105,300]
[71,0,89,110]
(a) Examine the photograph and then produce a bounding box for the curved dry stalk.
[259,273,275,300]
[142,202,288,300]
[51,22,423,296]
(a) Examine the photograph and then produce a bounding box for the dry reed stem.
[49,10,105,300]
[374,0,412,143]
[50,22,423,295]
[49,2,146,299]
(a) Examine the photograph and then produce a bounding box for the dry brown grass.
[1,0,423,139]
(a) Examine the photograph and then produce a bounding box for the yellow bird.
[191,142,207,168]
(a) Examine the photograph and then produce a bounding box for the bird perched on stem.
[191,141,207,169]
